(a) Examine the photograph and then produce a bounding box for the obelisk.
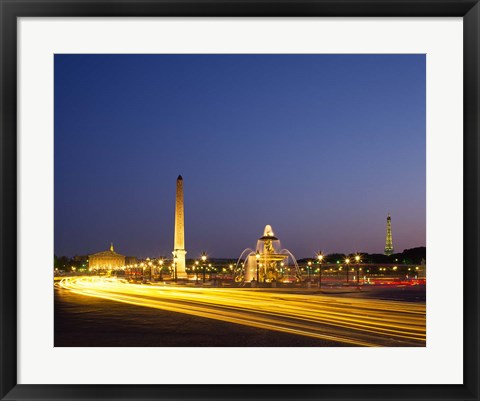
[173,175,187,279]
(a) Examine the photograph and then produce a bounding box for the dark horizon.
[54,54,426,259]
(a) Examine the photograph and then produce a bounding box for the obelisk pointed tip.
[177,175,183,181]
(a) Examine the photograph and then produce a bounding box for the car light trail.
[57,277,426,347]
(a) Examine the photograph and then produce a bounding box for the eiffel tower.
[384,214,394,256]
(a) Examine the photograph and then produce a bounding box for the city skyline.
[54,54,426,258]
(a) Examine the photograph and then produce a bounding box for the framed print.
[1,1,478,400]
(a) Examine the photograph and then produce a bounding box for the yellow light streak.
[56,277,426,347]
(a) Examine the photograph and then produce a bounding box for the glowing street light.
[355,254,361,287]
[345,257,351,284]
[195,260,199,283]
[147,260,153,280]
[158,258,164,281]
[255,251,260,284]
[173,253,178,283]
[201,252,207,283]
[307,261,312,282]
[317,252,324,289]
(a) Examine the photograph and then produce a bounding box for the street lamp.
[159,258,164,281]
[195,260,199,283]
[355,254,361,287]
[317,252,324,289]
[307,261,312,282]
[173,253,178,283]
[345,257,350,284]
[201,252,207,283]
[148,260,153,281]
[255,251,260,284]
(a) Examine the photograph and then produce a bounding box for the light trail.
[56,277,426,347]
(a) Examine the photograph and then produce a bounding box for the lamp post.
[195,260,199,283]
[355,254,361,287]
[255,251,260,284]
[173,253,178,283]
[159,259,164,281]
[201,252,207,283]
[148,260,153,281]
[317,253,324,289]
[307,261,312,282]
[345,258,350,284]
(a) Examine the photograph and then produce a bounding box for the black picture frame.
[1,1,478,400]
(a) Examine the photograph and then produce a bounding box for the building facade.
[89,243,125,270]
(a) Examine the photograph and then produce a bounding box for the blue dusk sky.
[54,54,425,259]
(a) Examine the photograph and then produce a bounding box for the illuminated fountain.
[235,225,301,284]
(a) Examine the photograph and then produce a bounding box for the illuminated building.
[173,175,188,279]
[88,242,125,270]
[384,214,394,256]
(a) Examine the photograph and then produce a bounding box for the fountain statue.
[235,225,301,284]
